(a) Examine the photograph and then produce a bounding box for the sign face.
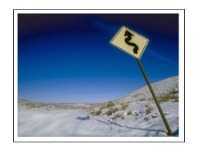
[110,26,149,59]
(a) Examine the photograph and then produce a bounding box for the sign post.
[110,26,172,135]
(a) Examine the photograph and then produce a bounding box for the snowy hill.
[117,76,178,102]
[18,76,178,137]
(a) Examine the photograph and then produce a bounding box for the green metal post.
[135,58,172,136]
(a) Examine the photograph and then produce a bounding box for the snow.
[18,76,179,137]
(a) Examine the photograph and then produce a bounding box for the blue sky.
[18,14,178,103]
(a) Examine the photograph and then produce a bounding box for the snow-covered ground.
[18,76,178,137]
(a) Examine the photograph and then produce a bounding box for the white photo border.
[13,9,185,143]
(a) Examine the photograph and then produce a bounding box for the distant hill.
[116,76,178,103]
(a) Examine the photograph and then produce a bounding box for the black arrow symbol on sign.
[124,30,139,54]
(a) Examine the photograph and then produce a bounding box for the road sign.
[110,26,149,59]
[110,26,173,135]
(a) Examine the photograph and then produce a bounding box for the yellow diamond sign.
[110,26,149,59]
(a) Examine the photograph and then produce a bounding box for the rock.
[76,115,90,120]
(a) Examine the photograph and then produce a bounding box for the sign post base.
[135,58,173,136]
